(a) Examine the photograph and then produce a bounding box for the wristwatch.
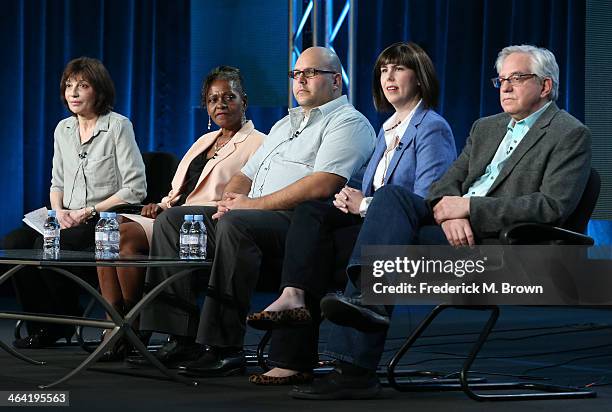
[89,205,97,218]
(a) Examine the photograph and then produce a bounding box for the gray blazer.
[427,103,592,239]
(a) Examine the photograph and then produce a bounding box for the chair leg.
[254,330,272,371]
[387,304,597,401]
[459,307,596,400]
[14,319,24,340]
[387,304,487,391]
[463,381,597,401]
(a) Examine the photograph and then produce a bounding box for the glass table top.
[0,249,211,267]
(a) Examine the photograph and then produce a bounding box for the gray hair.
[494,45,559,101]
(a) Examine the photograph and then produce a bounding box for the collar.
[382,99,423,134]
[507,101,552,131]
[289,95,349,128]
[228,120,254,144]
[66,111,112,140]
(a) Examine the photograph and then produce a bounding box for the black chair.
[109,151,179,214]
[387,168,601,401]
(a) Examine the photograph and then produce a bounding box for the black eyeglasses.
[288,68,338,79]
[491,73,539,88]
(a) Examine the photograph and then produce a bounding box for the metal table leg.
[1,264,201,388]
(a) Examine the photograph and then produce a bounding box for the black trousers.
[266,200,362,371]
[140,206,218,337]
[1,221,96,334]
[140,205,294,348]
[196,209,293,348]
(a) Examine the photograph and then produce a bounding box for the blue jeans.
[324,185,448,370]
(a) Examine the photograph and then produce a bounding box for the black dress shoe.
[290,363,381,400]
[96,329,127,363]
[98,338,129,362]
[320,294,390,333]
[126,336,202,368]
[177,346,246,377]
[13,328,74,349]
[98,331,152,363]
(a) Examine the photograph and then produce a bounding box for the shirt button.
[490,176,494,180]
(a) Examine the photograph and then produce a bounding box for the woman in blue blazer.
[246,42,457,385]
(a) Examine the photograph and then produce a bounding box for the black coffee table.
[0,249,210,388]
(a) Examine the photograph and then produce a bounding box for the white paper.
[23,207,49,235]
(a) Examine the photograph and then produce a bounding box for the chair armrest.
[499,223,594,245]
[106,204,144,215]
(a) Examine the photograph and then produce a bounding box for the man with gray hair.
[292,44,591,399]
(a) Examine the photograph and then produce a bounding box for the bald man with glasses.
[134,47,375,375]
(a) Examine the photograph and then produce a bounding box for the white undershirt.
[359,100,422,217]
[298,115,309,132]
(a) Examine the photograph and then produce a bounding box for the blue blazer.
[361,105,457,198]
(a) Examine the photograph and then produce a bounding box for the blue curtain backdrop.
[0,0,586,239]
[349,0,585,151]
[0,0,192,236]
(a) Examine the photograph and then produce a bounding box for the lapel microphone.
[78,151,87,159]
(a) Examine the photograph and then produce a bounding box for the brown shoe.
[246,307,312,330]
[249,372,314,385]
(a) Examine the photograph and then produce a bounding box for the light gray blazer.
[427,102,592,239]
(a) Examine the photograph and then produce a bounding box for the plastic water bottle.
[190,215,207,259]
[179,215,194,259]
[95,212,108,257]
[188,215,202,259]
[42,210,60,255]
[106,212,120,257]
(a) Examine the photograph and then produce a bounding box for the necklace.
[214,137,230,153]
[384,119,401,132]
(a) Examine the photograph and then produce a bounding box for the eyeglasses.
[491,73,539,88]
[288,68,338,79]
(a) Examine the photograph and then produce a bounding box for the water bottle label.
[95,232,108,241]
[43,229,57,239]
[189,234,199,245]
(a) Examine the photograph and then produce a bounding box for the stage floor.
[1,297,612,411]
